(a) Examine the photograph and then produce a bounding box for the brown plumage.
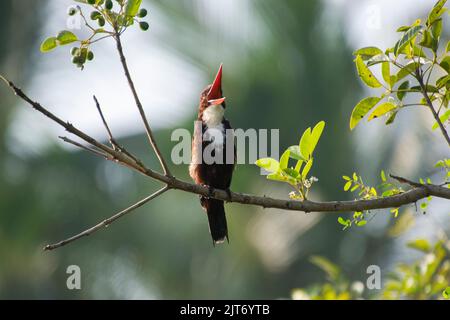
[189,65,235,245]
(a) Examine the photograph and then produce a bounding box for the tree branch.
[416,70,450,147]
[44,186,169,251]
[114,32,172,177]
[2,76,450,250]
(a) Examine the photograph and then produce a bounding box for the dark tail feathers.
[202,198,228,245]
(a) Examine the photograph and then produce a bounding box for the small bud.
[87,0,96,5]
[139,21,149,31]
[72,56,82,64]
[87,51,94,61]
[105,0,113,10]
[79,48,88,62]
[90,11,101,20]
[70,47,80,56]
[67,7,77,16]
[98,17,106,27]
[138,8,148,18]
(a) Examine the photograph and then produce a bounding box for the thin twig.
[59,136,109,159]
[93,95,115,145]
[113,32,172,177]
[44,186,169,250]
[93,95,145,166]
[390,174,423,188]
[416,70,450,146]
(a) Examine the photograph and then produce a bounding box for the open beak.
[208,97,226,106]
[207,63,225,105]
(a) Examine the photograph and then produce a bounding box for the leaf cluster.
[40,0,149,69]
[350,0,450,131]
[255,121,325,200]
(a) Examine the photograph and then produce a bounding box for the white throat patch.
[202,104,225,128]
[202,104,225,149]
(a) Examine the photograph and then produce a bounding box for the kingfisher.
[189,64,235,245]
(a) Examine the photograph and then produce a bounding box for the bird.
[189,64,235,245]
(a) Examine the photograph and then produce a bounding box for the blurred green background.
[0,0,448,299]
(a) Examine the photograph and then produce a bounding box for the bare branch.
[44,186,169,250]
[2,75,450,251]
[114,32,172,176]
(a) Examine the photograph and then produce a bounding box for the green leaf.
[125,0,143,17]
[397,80,410,101]
[56,30,78,46]
[394,25,423,57]
[443,287,450,299]
[309,256,341,281]
[396,25,411,32]
[267,172,287,182]
[431,18,443,40]
[432,110,450,130]
[337,217,351,229]
[288,146,306,161]
[279,150,290,170]
[382,62,391,87]
[389,75,398,88]
[299,127,312,159]
[40,37,58,52]
[436,75,450,89]
[385,111,398,125]
[410,85,439,93]
[283,168,300,179]
[349,96,381,130]
[366,54,390,67]
[440,56,450,74]
[381,170,386,182]
[382,189,394,197]
[343,175,351,181]
[419,30,434,49]
[302,159,313,179]
[352,47,383,60]
[344,181,352,191]
[446,40,450,52]
[407,239,431,252]
[255,158,279,173]
[396,62,421,81]
[294,160,303,173]
[356,220,367,227]
[427,0,447,26]
[350,184,359,192]
[354,55,382,88]
[309,121,325,155]
[368,102,397,121]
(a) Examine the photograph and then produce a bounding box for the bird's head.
[198,64,226,120]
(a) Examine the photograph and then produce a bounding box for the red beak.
[207,63,223,101]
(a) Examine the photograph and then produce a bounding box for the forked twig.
[44,186,169,250]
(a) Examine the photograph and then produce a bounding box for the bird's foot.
[225,188,232,202]
[201,184,215,199]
